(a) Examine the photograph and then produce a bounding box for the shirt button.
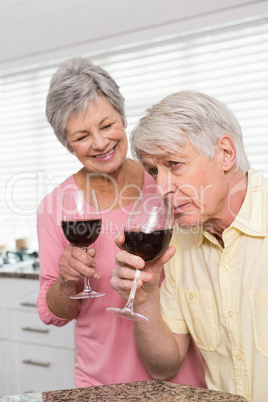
[236,353,242,361]
[224,265,229,271]
[188,292,195,301]
[228,311,234,318]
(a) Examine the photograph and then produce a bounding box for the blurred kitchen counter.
[0,380,248,401]
[0,264,75,396]
[0,259,39,280]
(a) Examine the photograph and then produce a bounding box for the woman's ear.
[217,135,236,172]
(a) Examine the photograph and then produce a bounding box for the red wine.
[124,228,173,261]
[61,219,102,248]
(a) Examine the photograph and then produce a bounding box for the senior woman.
[37,57,206,388]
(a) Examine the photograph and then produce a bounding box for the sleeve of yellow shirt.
[160,234,189,334]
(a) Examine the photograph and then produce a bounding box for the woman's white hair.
[46,57,126,152]
[130,91,250,173]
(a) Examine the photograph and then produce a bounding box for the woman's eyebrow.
[99,115,114,125]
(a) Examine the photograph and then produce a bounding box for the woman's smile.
[94,145,116,161]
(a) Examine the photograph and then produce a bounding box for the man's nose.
[156,170,174,197]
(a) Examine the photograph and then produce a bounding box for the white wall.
[0,0,267,71]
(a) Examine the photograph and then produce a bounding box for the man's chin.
[175,217,202,231]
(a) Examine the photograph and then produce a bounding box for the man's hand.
[110,233,176,305]
[110,233,188,381]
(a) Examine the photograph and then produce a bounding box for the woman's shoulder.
[126,158,142,172]
[126,158,155,192]
[143,169,155,188]
[38,174,76,211]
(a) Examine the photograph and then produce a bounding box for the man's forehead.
[141,149,184,164]
[141,152,165,165]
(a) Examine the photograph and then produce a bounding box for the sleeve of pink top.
[36,190,79,327]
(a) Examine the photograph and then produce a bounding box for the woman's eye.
[77,135,87,142]
[102,123,112,130]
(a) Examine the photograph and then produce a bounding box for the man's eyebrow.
[141,161,153,171]
[142,154,167,165]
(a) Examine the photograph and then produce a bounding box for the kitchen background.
[0,0,268,254]
[0,0,267,396]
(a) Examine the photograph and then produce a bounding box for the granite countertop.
[1,381,248,401]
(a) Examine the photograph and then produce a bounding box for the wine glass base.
[70,291,105,300]
[106,307,148,322]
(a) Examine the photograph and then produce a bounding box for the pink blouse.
[37,172,206,388]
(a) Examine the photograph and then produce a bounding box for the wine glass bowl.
[61,218,101,248]
[106,193,173,321]
[61,190,105,299]
[124,201,173,262]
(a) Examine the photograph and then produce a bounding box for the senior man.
[111,91,268,402]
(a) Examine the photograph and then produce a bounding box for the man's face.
[141,140,229,229]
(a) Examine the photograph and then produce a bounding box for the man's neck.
[203,170,248,246]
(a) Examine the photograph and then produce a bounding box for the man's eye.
[150,168,158,177]
[171,161,180,167]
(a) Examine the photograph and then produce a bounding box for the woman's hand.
[110,233,176,304]
[59,244,100,285]
[46,243,99,318]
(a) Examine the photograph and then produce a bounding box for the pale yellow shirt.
[160,169,268,402]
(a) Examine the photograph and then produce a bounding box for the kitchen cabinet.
[0,277,75,396]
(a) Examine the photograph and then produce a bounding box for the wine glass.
[106,192,174,322]
[61,190,105,299]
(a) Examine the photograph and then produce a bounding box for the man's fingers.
[115,233,125,248]
[115,249,145,270]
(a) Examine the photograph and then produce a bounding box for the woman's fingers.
[59,244,99,282]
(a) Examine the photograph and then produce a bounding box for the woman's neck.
[74,159,144,210]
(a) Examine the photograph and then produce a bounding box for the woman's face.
[66,95,128,175]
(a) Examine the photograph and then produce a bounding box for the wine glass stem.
[125,269,141,310]
[83,277,92,293]
[82,247,92,293]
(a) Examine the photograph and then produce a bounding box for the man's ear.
[217,135,236,171]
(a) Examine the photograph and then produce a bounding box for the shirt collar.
[231,168,267,237]
[197,168,268,246]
